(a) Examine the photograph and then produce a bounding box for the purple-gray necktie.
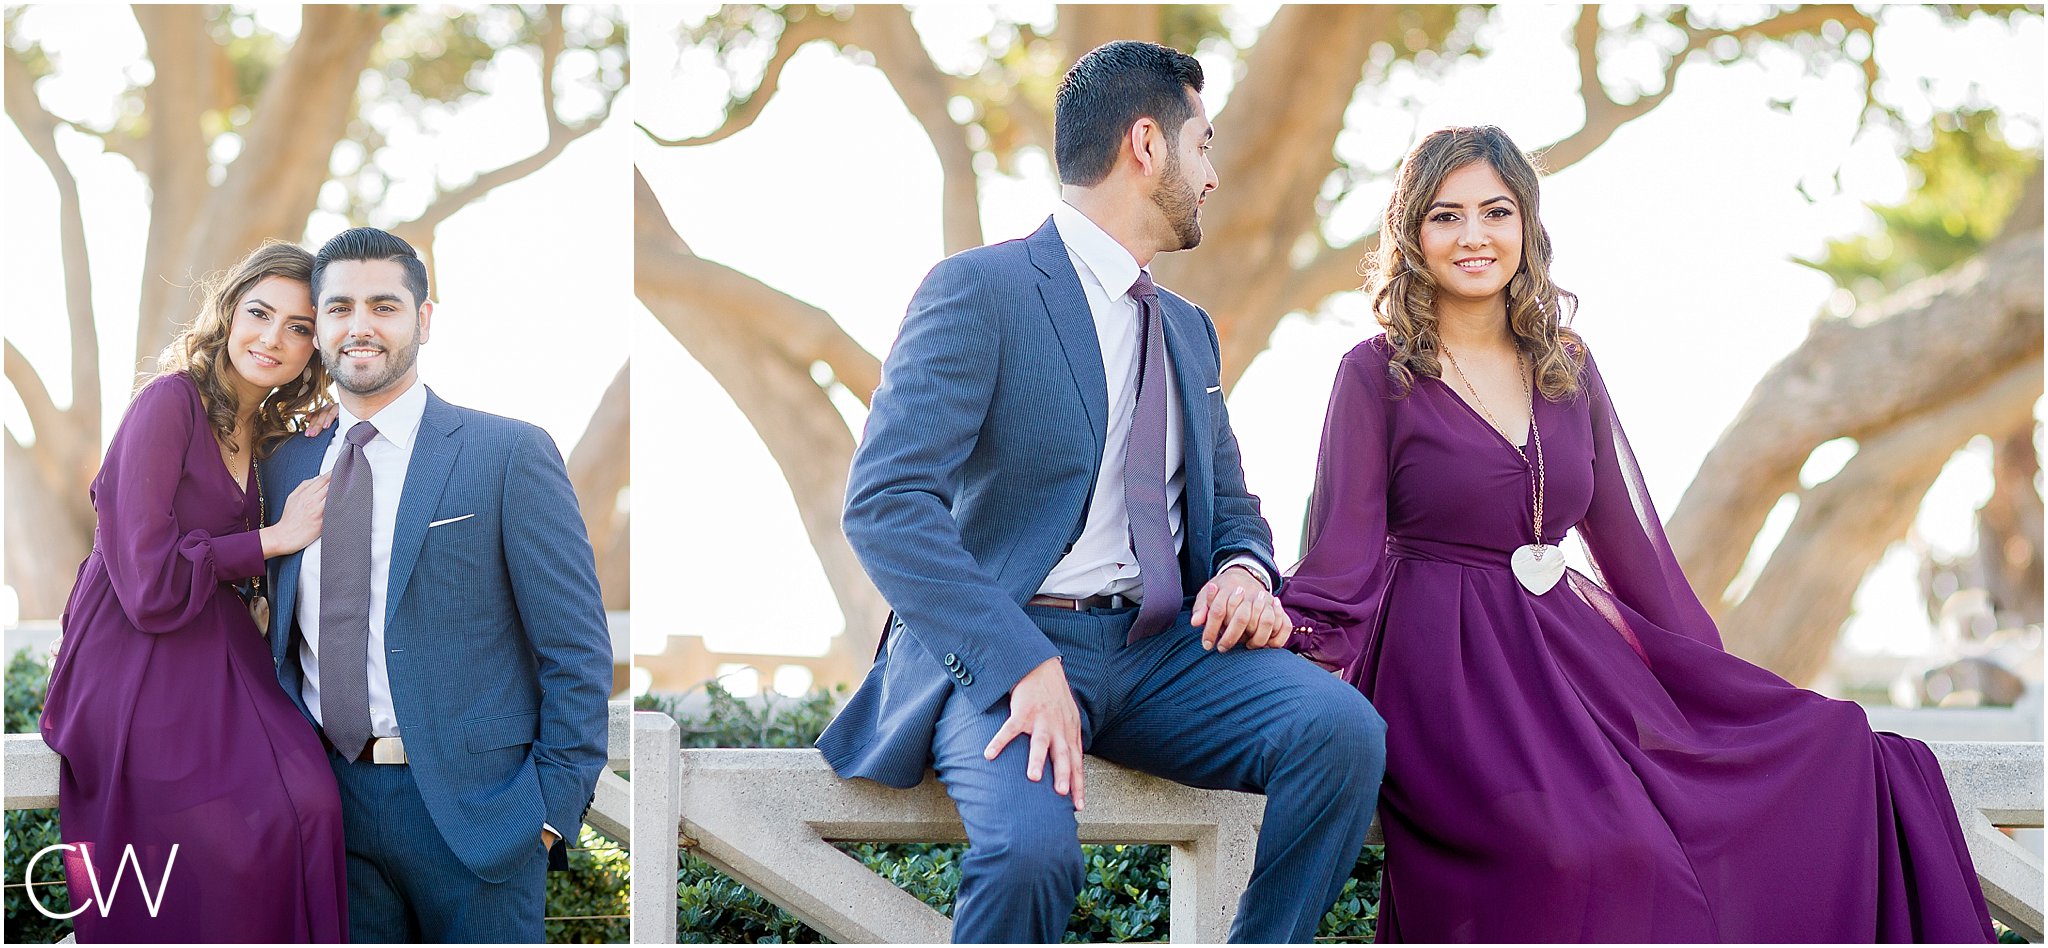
[320,421,378,760]
[1124,272,1181,645]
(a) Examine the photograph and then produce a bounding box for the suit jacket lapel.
[1159,294,1214,491]
[1026,218,1109,460]
[384,388,464,631]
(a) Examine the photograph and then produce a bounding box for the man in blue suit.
[817,42,1387,943]
[263,228,612,943]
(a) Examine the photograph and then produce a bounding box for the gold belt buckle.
[370,736,408,765]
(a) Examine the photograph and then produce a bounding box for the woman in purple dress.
[1279,126,1994,942]
[39,242,349,942]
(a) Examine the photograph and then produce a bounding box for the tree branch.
[1538,5,1879,173]
[635,168,881,402]
[1720,354,2043,682]
[1669,227,2046,609]
[4,340,65,448]
[849,5,985,254]
[1277,231,1380,321]
[5,44,101,431]
[396,8,621,239]
[638,11,840,148]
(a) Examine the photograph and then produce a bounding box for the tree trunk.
[636,169,887,658]
[1668,222,2045,680]
[1152,5,1393,387]
[135,5,393,371]
[570,362,632,610]
[1716,357,2042,682]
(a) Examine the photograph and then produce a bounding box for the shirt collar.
[1052,201,1146,303]
[333,377,428,451]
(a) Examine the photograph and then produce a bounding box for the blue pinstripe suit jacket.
[262,388,612,884]
[817,218,1280,787]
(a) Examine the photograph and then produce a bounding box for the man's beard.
[324,335,420,396]
[1149,150,1203,251]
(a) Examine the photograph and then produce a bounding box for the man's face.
[317,258,432,399]
[1150,89,1218,251]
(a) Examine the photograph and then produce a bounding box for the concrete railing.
[632,711,2044,944]
[4,699,637,850]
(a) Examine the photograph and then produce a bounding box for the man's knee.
[1288,681,1387,785]
[967,809,1086,893]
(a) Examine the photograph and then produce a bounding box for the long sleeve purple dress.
[39,373,347,943]
[1281,335,1995,942]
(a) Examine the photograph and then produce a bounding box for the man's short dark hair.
[311,227,430,309]
[1054,41,1205,187]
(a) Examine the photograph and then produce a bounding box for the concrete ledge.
[6,700,638,852]
[635,732,2043,944]
[1929,742,2044,940]
[663,744,1261,944]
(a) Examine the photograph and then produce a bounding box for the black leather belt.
[1027,593,1131,610]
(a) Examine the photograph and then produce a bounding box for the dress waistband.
[1385,534,1562,570]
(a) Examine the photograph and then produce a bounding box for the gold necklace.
[1441,345,1564,594]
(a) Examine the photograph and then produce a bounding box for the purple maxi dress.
[1281,336,1994,942]
[40,373,347,943]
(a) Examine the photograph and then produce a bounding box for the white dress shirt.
[1040,202,1268,599]
[296,378,427,738]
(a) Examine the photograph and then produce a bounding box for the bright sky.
[3,6,633,618]
[635,3,2043,672]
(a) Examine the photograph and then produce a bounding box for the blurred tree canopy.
[640,4,2041,684]
[5,4,631,618]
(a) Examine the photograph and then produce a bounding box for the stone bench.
[631,712,2044,943]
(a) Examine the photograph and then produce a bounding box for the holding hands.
[1192,564,1291,652]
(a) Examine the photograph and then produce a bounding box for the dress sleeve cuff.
[213,528,268,582]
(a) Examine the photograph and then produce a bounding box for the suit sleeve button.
[943,653,959,668]
[960,673,974,686]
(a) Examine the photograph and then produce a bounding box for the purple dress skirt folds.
[1280,336,1995,943]
[39,373,347,943]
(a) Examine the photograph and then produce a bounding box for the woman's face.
[1418,160,1524,310]
[224,275,318,395]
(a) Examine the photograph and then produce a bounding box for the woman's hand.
[261,472,330,557]
[303,403,340,438]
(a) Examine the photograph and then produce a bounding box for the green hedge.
[643,683,1384,943]
[2,649,626,944]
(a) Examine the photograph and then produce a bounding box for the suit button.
[943,653,959,668]
[960,673,974,686]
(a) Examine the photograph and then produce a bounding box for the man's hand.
[1191,565,1292,652]
[541,828,560,852]
[983,656,1085,811]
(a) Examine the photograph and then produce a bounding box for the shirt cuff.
[1219,555,1272,592]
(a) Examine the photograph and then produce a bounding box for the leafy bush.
[546,824,631,943]
[653,680,1384,942]
[4,648,628,944]
[5,649,71,945]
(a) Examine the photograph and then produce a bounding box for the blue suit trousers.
[932,603,1386,943]
[329,754,547,943]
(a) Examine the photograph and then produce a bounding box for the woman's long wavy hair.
[152,241,332,461]
[1365,125,1585,400]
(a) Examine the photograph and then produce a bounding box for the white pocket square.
[1205,385,1222,394]
[428,514,475,528]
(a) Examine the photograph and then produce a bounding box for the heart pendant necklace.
[1443,345,1563,594]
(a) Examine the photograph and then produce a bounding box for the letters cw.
[22,842,179,920]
